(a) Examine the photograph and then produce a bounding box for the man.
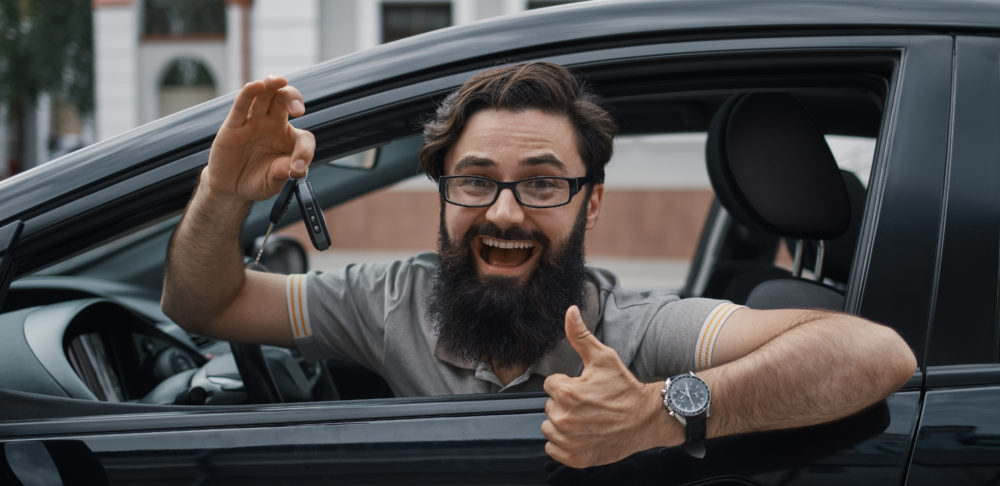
[162,62,916,468]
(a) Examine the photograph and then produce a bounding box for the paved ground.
[309,249,690,291]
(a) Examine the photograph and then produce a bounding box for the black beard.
[427,197,590,369]
[427,196,589,368]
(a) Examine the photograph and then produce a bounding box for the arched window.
[158,58,216,117]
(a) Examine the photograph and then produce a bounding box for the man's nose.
[485,188,525,227]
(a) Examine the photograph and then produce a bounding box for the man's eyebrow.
[452,154,568,173]
[453,156,495,173]
[523,155,568,173]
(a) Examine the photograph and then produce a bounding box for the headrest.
[706,93,851,240]
[801,169,867,283]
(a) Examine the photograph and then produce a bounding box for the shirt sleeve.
[630,298,744,380]
[286,258,420,373]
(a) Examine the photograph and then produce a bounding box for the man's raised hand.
[205,76,316,202]
[542,305,681,468]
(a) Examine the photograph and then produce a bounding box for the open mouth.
[477,236,538,270]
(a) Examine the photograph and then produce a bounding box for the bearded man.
[162,62,915,468]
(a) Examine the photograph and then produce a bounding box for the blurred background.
[1,0,873,288]
[1,0,588,178]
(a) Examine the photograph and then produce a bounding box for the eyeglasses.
[439,175,591,208]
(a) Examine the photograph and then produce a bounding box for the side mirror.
[248,235,309,274]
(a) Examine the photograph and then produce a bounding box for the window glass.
[826,135,875,187]
[527,0,585,9]
[143,0,226,37]
[381,3,451,43]
[2,58,891,415]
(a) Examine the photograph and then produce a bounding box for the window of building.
[527,0,584,9]
[381,3,451,43]
[143,0,226,38]
[158,58,216,117]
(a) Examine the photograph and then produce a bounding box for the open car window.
[0,45,897,417]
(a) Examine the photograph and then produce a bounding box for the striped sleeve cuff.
[694,302,744,370]
[286,274,313,339]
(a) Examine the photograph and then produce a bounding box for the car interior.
[0,53,890,418]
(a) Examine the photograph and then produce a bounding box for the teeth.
[482,237,535,250]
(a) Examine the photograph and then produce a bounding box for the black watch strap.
[683,414,707,459]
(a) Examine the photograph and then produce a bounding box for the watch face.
[666,374,710,416]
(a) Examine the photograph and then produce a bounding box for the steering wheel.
[232,238,335,403]
[230,342,283,403]
[230,341,340,404]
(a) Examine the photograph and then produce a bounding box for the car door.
[0,31,950,486]
[905,34,1000,486]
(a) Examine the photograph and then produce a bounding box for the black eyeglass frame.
[438,175,592,208]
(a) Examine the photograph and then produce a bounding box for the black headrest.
[706,93,851,240]
[801,169,867,283]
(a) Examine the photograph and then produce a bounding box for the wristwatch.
[662,371,711,458]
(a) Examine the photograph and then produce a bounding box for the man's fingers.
[288,129,315,179]
[541,419,560,440]
[225,81,266,128]
[543,373,569,396]
[564,305,606,366]
[545,441,587,470]
[251,76,286,115]
[273,86,306,118]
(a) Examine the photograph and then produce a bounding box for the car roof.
[2,0,997,228]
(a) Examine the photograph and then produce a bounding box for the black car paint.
[0,0,998,484]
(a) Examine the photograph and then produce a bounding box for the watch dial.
[668,375,710,415]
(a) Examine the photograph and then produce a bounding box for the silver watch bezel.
[662,372,711,418]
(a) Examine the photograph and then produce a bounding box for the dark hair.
[419,62,618,182]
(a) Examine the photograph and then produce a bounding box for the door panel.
[926,36,1000,367]
[907,381,1000,486]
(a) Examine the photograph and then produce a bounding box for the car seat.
[703,92,854,310]
[797,169,867,291]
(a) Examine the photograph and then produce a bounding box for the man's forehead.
[443,108,582,174]
[453,154,569,173]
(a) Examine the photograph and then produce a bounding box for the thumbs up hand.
[542,306,681,468]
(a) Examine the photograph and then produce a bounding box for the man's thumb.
[565,305,602,364]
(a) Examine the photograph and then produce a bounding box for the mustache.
[463,222,550,246]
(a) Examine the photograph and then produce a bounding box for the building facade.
[88,1,872,285]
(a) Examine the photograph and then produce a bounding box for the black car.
[1,0,999,484]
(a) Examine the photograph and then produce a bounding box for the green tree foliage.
[0,0,93,112]
[0,0,92,173]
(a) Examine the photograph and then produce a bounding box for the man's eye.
[525,179,559,190]
[458,178,490,188]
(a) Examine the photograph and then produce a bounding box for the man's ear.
[585,183,603,230]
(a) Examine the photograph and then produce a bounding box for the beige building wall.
[286,189,714,260]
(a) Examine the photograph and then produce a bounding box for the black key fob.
[294,178,331,251]
[270,178,298,223]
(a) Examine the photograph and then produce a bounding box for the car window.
[230,82,888,404]
[266,81,889,402]
[0,51,899,415]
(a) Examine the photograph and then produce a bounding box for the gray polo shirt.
[286,252,741,396]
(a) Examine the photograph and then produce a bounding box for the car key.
[294,178,331,251]
[253,177,298,266]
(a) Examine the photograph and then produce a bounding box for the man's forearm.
[693,313,915,441]
[542,306,916,468]
[162,169,253,333]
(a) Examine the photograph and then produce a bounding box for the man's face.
[441,108,604,281]
[429,108,604,368]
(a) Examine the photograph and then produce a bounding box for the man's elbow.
[874,325,917,391]
[161,291,212,335]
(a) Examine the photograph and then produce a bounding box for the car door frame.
[0,32,955,484]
